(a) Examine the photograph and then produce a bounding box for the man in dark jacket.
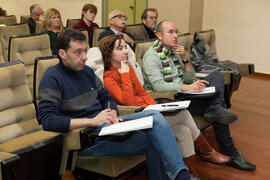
[26,4,44,34]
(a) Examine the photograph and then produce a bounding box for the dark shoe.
[194,134,231,165]
[204,106,238,125]
[229,153,256,171]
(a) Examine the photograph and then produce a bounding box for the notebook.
[99,116,153,136]
[143,100,191,112]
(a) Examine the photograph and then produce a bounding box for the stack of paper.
[99,116,153,136]
[143,100,191,112]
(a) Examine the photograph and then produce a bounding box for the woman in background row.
[98,35,230,180]
[43,8,63,55]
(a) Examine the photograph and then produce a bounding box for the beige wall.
[148,0,190,33]
[203,0,270,74]
[1,0,102,26]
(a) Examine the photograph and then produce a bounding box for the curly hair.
[98,34,124,71]
[43,8,63,31]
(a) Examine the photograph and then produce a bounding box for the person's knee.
[173,125,192,142]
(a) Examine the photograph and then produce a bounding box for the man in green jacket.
[142,20,256,171]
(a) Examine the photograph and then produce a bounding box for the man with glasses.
[142,20,256,172]
[98,10,135,50]
[27,4,44,34]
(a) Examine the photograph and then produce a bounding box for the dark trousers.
[187,71,238,156]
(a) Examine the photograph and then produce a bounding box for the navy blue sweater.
[38,61,118,132]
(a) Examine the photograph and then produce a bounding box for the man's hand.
[118,60,130,73]
[181,80,209,92]
[92,109,123,126]
[173,44,186,60]
[119,32,134,46]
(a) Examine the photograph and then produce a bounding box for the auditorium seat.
[0,15,17,25]
[0,60,62,180]
[20,15,30,23]
[33,56,146,179]
[35,22,44,34]
[66,18,80,29]
[91,27,106,47]
[125,23,148,42]
[0,23,30,62]
[0,41,4,63]
[8,33,52,98]
[194,29,255,76]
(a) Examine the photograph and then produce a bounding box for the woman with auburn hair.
[99,35,230,180]
[43,8,63,55]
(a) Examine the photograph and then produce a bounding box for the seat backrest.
[0,23,30,62]
[66,18,80,29]
[79,29,90,49]
[91,27,107,47]
[20,15,31,23]
[0,61,40,144]
[195,29,217,57]
[35,21,44,34]
[8,33,52,98]
[178,33,193,58]
[134,41,155,67]
[125,23,148,42]
[0,15,17,25]
[33,56,59,107]
[0,41,4,63]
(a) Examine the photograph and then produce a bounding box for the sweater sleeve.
[142,48,182,92]
[130,68,157,105]
[38,71,71,133]
[104,71,135,106]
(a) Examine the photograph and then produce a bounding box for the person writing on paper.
[99,35,230,179]
[38,29,193,180]
[142,20,256,171]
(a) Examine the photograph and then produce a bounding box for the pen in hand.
[107,101,111,112]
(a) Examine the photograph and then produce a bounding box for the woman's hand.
[118,60,130,73]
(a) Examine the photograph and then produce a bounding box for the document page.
[99,116,153,136]
[143,101,191,112]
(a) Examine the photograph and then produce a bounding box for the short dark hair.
[56,29,86,56]
[97,34,124,71]
[30,4,39,15]
[0,7,7,16]
[141,8,158,20]
[82,3,97,18]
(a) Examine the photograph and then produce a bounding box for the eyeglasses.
[111,14,128,20]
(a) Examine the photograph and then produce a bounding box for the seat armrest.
[147,91,176,100]
[117,105,141,116]
[238,63,255,76]
[0,152,20,180]
[220,70,232,85]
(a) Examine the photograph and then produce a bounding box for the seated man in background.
[142,20,256,171]
[0,7,7,16]
[73,3,99,46]
[98,10,135,50]
[27,4,44,34]
[38,29,190,180]
[140,8,158,41]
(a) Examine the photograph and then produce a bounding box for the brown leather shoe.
[194,133,230,165]
[183,154,200,179]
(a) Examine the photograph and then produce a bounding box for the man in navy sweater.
[38,29,190,180]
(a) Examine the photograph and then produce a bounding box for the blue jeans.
[78,110,187,180]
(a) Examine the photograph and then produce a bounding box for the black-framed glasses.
[111,14,128,20]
